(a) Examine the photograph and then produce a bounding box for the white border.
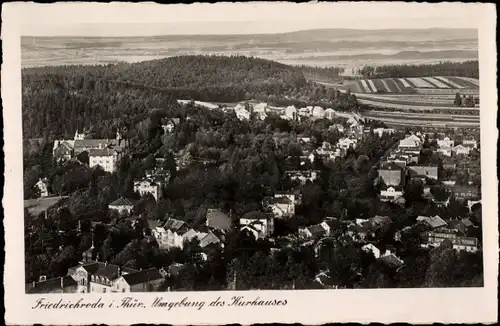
[2,2,498,325]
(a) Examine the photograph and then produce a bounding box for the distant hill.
[106,55,307,93]
[22,28,478,69]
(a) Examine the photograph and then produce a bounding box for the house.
[373,128,396,138]
[437,146,453,157]
[311,106,325,118]
[336,137,358,150]
[108,197,136,215]
[234,104,251,121]
[346,223,370,242]
[35,178,49,197]
[206,209,232,231]
[284,105,298,120]
[263,195,296,218]
[416,215,448,230]
[196,230,225,249]
[26,276,78,294]
[362,243,381,259]
[133,179,163,201]
[284,170,319,184]
[161,117,181,134]
[112,268,164,293]
[146,169,171,183]
[89,148,122,173]
[398,136,422,149]
[437,137,455,148]
[52,140,74,162]
[239,212,274,239]
[152,218,191,250]
[298,107,311,117]
[408,165,439,180]
[447,220,468,235]
[378,162,405,187]
[378,250,404,268]
[449,184,480,201]
[324,108,336,120]
[298,222,330,240]
[421,231,479,252]
[452,144,472,156]
[68,259,139,293]
[462,139,478,148]
[74,137,122,156]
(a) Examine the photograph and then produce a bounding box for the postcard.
[2,2,498,325]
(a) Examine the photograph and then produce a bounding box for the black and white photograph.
[3,2,498,325]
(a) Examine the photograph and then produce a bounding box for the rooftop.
[121,268,164,286]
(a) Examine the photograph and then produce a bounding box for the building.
[398,135,422,150]
[408,165,439,180]
[298,221,331,240]
[362,244,381,259]
[240,212,275,239]
[380,186,404,202]
[452,144,472,156]
[437,137,454,148]
[416,215,448,230]
[35,178,49,197]
[449,184,480,201]
[112,268,164,293]
[378,162,405,187]
[152,218,191,250]
[437,146,453,157]
[52,140,74,162]
[161,117,181,134]
[206,209,232,231]
[421,231,479,252]
[311,106,325,118]
[26,276,78,294]
[89,148,122,173]
[373,128,396,138]
[108,197,136,215]
[378,250,404,268]
[234,104,251,121]
[284,170,319,184]
[462,139,478,148]
[284,105,298,120]
[336,137,357,150]
[324,108,335,120]
[133,179,163,201]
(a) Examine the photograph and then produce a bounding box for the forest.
[22,55,357,139]
[364,60,479,79]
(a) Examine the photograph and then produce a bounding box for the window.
[103,288,107,293]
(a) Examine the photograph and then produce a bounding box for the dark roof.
[109,197,137,207]
[206,209,232,231]
[461,218,474,228]
[163,218,190,233]
[307,224,328,237]
[378,254,404,268]
[121,268,164,286]
[93,262,138,280]
[88,148,118,157]
[26,276,77,293]
[379,162,403,171]
[75,139,117,149]
[242,211,272,220]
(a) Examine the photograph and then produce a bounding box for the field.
[341,76,479,94]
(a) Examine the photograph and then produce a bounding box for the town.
[22,56,483,293]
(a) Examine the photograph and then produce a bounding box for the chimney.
[33,281,36,288]
[61,277,64,289]
[105,261,108,266]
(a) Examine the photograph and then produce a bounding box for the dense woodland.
[23,56,483,289]
[22,55,357,139]
[360,61,479,79]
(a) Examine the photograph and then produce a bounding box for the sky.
[18,2,482,36]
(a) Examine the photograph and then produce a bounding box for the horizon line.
[20,27,478,38]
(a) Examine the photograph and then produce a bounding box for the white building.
[380,186,404,202]
[133,179,163,201]
[362,243,381,259]
[437,137,454,148]
[452,144,472,156]
[284,105,298,120]
[312,106,325,118]
[324,108,336,120]
[89,148,121,173]
[373,128,396,138]
[284,170,319,185]
[234,104,251,121]
[35,178,49,197]
[108,197,136,215]
[240,213,274,239]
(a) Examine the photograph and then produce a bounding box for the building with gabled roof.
[26,276,78,294]
[416,215,448,230]
[378,162,405,187]
[113,268,164,293]
[134,179,163,201]
[108,197,137,215]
